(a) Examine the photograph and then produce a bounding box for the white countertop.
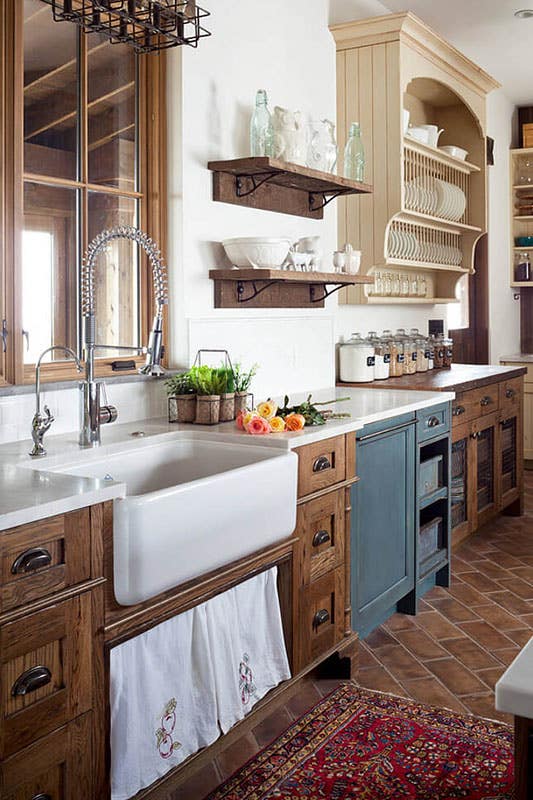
[0,386,454,531]
[501,354,533,363]
[496,636,533,718]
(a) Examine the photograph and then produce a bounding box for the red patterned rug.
[205,684,514,799]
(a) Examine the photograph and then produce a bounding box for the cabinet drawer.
[296,490,345,585]
[500,377,522,417]
[0,510,91,614]
[417,404,450,442]
[296,436,346,498]
[472,385,500,417]
[1,712,92,800]
[0,593,93,758]
[452,391,479,427]
[298,567,345,669]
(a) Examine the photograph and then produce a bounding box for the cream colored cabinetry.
[502,361,533,461]
[331,12,499,305]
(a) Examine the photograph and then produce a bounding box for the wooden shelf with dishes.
[510,147,533,288]
[332,12,496,306]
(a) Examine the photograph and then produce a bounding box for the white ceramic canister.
[339,333,375,383]
[367,331,389,380]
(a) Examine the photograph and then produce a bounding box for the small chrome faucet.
[30,346,83,458]
[80,225,168,448]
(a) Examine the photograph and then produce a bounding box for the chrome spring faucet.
[30,346,83,458]
[80,225,168,448]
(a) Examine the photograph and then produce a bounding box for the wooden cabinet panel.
[500,377,523,419]
[296,490,345,586]
[0,592,93,758]
[525,390,533,460]
[295,436,346,498]
[452,391,481,427]
[1,712,92,800]
[0,510,91,614]
[296,567,345,671]
[472,385,500,417]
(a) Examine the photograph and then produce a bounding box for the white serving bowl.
[222,237,292,269]
[439,145,469,161]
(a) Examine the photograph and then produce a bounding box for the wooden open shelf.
[209,268,373,308]
[403,137,481,173]
[207,157,372,220]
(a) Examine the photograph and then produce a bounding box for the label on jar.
[446,349,453,358]
[367,356,375,367]
[425,350,431,359]
[437,348,445,359]
[412,352,417,361]
[397,354,405,363]
[384,354,391,364]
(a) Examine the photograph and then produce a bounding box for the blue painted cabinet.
[350,414,416,638]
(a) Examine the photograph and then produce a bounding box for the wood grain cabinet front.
[295,436,346,498]
[296,566,345,672]
[499,377,523,419]
[296,490,345,586]
[0,712,93,800]
[0,592,94,758]
[0,510,91,614]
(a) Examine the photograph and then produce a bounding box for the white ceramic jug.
[419,125,444,148]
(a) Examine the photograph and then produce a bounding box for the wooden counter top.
[338,364,528,394]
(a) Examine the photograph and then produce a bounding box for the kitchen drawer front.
[499,377,523,418]
[0,510,91,614]
[472,385,500,417]
[296,436,346,498]
[297,490,345,585]
[1,712,92,800]
[417,403,450,442]
[297,567,345,670]
[452,391,479,427]
[0,593,93,758]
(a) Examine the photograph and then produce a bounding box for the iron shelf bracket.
[237,279,281,303]
[235,171,284,198]
[309,283,346,303]
[309,190,346,213]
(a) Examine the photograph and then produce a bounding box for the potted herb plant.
[216,365,236,423]
[233,362,258,415]
[165,371,196,423]
[189,366,222,425]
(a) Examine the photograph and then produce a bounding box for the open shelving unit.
[510,146,533,288]
[332,12,498,305]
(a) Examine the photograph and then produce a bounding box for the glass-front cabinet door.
[451,424,470,545]
[499,413,522,509]
[472,413,499,528]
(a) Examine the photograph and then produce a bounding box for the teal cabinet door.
[351,418,416,637]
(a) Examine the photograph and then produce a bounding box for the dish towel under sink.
[109,567,290,800]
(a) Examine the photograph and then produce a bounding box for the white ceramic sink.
[46,437,297,605]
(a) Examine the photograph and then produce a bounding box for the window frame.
[1,0,167,387]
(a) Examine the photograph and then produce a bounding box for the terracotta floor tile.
[216,733,259,780]
[493,646,521,667]
[467,559,513,581]
[459,571,503,594]
[498,577,533,599]
[363,627,398,650]
[383,612,417,632]
[171,763,222,800]
[400,676,468,714]
[285,680,322,719]
[446,580,488,607]
[427,597,480,623]
[413,610,466,641]
[357,665,407,697]
[393,628,449,661]
[451,556,474,574]
[519,612,533,628]
[426,657,488,697]
[376,644,431,682]
[460,693,513,726]
[252,706,293,748]
[472,603,525,630]
[442,637,501,670]
[484,550,524,569]
[457,620,516,651]
[506,628,533,648]
[484,590,533,617]
[312,678,348,698]
[508,565,533,582]
[476,666,506,691]
[358,644,381,670]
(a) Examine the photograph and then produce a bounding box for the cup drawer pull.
[480,396,493,407]
[313,609,330,628]
[313,455,332,473]
[31,795,52,800]
[11,546,52,575]
[506,388,516,399]
[12,665,52,697]
[312,530,331,547]
[427,416,441,428]
[452,405,466,417]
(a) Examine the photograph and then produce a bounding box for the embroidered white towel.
[206,567,291,733]
[109,602,220,800]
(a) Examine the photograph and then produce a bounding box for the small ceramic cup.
[333,251,346,272]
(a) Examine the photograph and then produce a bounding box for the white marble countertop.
[0,385,454,531]
[496,635,533,718]
[500,354,533,363]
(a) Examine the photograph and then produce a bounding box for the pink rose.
[246,416,271,435]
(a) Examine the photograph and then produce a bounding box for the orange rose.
[284,413,306,431]
[269,416,286,433]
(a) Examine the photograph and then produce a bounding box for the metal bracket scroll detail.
[309,284,347,303]
[309,190,345,213]
[235,172,284,198]
[237,280,281,303]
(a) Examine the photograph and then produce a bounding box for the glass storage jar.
[395,329,413,375]
[339,332,375,383]
[443,337,454,369]
[368,331,390,380]
[383,330,403,378]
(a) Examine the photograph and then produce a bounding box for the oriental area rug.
[205,683,514,799]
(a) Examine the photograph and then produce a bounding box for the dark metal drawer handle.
[427,416,441,428]
[452,405,466,417]
[506,388,516,399]
[313,609,330,628]
[31,794,52,800]
[12,665,52,697]
[313,455,332,473]
[312,530,331,547]
[480,396,493,407]
[470,431,481,440]
[11,546,52,575]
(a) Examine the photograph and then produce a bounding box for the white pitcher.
[419,125,444,148]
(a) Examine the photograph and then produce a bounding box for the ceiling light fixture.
[40,0,211,53]
[515,9,533,18]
